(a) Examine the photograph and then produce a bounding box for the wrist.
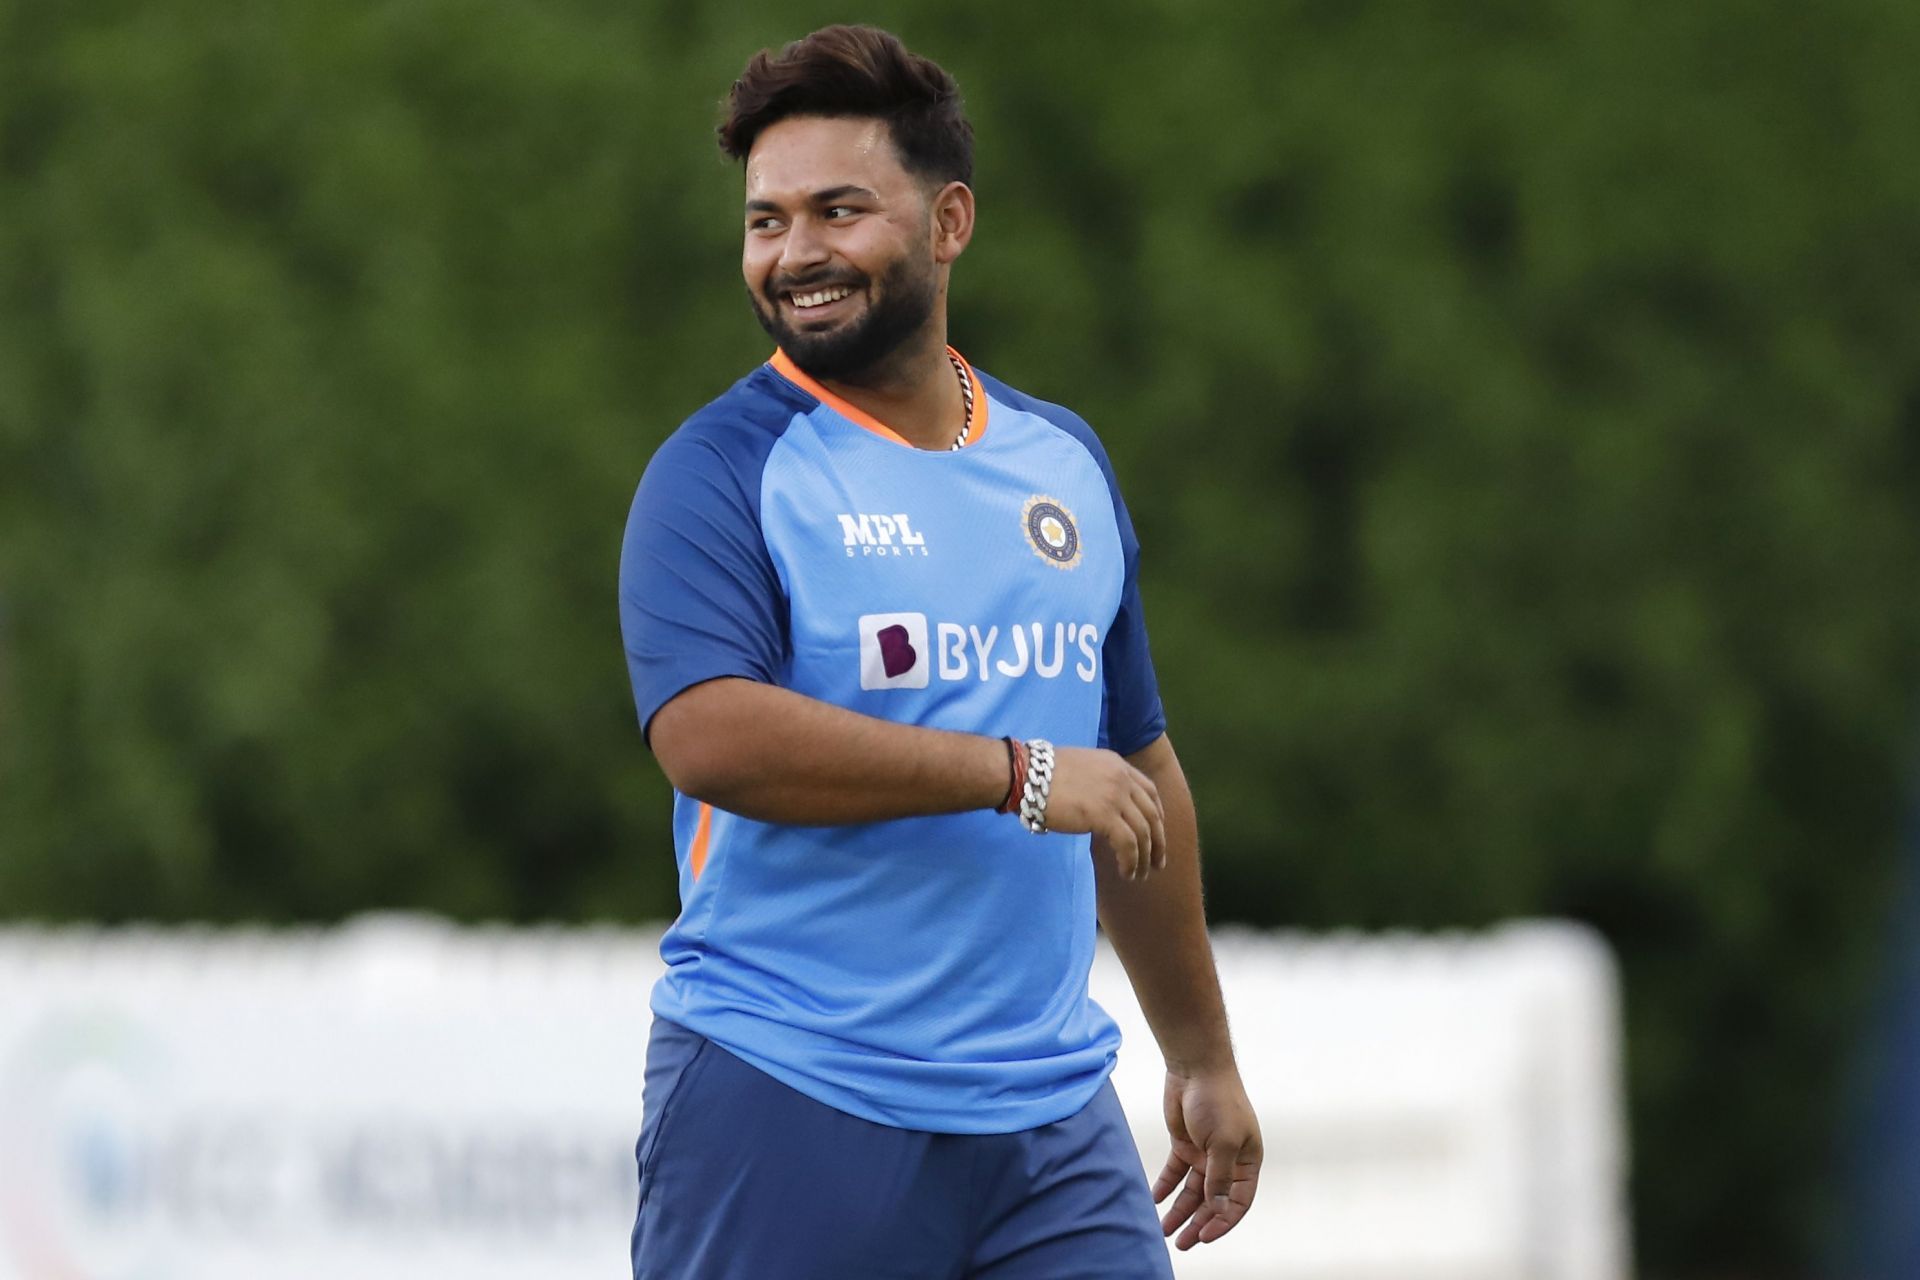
[1164,1039,1240,1079]
[1014,738,1055,832]
[996,737,1028,814]
[986,736,1057,831]
[965,733,1015,811]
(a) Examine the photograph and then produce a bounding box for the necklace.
[948,350,975,451]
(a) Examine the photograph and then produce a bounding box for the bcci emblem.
[1021,496,1081,570]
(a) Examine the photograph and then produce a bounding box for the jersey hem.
[650,998,1121,1135]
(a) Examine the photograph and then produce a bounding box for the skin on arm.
[649,676,1167,876]
[1094,733,1263,1249]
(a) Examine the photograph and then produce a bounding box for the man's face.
[742,115,940,383]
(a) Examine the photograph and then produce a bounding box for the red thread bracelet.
[998,736,1028,814]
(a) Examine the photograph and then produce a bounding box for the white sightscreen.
[0,917,1628,1280]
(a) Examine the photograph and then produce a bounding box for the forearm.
[1096,735,1236,1075]
[649,677,1009,825]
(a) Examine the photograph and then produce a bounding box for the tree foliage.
[4,1,1919,1273]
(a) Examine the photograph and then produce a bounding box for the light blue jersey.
[619,349,1165,1134]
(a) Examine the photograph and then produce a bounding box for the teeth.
[792,286,853,309]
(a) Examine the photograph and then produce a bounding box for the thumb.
[1203,1135,1238,1206]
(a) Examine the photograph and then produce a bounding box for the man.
[619,25,1261,1280]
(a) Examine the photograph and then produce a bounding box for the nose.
[778,215,831,280]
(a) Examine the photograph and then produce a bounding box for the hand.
[1152,1067,1261,1250]
[1041,746,1165,880]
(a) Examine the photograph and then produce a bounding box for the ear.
[929,181,975,265]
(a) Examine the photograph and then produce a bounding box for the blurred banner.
[0,918,1628,1280]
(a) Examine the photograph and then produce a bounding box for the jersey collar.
[767,347,989,450]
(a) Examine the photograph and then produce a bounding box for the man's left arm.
[1095,732,1263,1251]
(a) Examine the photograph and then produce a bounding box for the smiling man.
[619,25,1261,1280]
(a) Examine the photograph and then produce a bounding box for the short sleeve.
[1096,472,1167,755]
[619,427,789,741]
[969,372,1169,756]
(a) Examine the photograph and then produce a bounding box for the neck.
[818,323,963,451]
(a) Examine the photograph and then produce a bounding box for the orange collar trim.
[767,347,990,450]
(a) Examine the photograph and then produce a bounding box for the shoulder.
[648,364,813,481]
[976,369,1107,453]
[629,362,810,506]
[975,367,1125,496]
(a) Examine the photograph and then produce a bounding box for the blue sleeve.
[974,373,1167,754]
[619,423,788,742]
[1094,462,1167,755]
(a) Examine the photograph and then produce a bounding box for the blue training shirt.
[619,348,1165,1134]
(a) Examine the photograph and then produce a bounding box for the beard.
[749,249,939,384]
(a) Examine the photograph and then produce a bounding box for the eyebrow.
[745,185,881,214]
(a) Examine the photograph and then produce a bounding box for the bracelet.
[998,736,1029,815]
[1017,738,1055,834]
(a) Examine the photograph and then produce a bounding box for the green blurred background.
[4,1,1919,1274]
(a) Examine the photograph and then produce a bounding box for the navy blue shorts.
[630,1018,1175,1280]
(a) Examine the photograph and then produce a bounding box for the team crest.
[1022,496,1081,570]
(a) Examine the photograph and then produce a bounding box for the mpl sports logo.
[858,613,1101,691]
[837,513,929,558]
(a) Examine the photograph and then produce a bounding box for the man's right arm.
[649,677,1168,877]
[623,427,1162,874]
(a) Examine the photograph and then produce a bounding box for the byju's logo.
[858,613,930,689]
[857,613,1102,690]
[838,513,929,558]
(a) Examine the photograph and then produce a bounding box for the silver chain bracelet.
[1018,738,1055,834]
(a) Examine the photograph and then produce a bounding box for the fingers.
[1149,1150,1188,1204]
[1140,776,1167,872]
[1125,794,1153,881]
[1052,749,1167,881]
[1172,1141,1259,1250]
[1102,817,1144,880]
[1108,770,1162,881]
[1158,1165,1205,1238]
[1156,1126,1261,1250]
[1175,1175,1253,1250]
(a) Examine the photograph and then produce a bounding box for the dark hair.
[719,25,973,187]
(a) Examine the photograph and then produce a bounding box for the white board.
[0,917,1628,1280]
